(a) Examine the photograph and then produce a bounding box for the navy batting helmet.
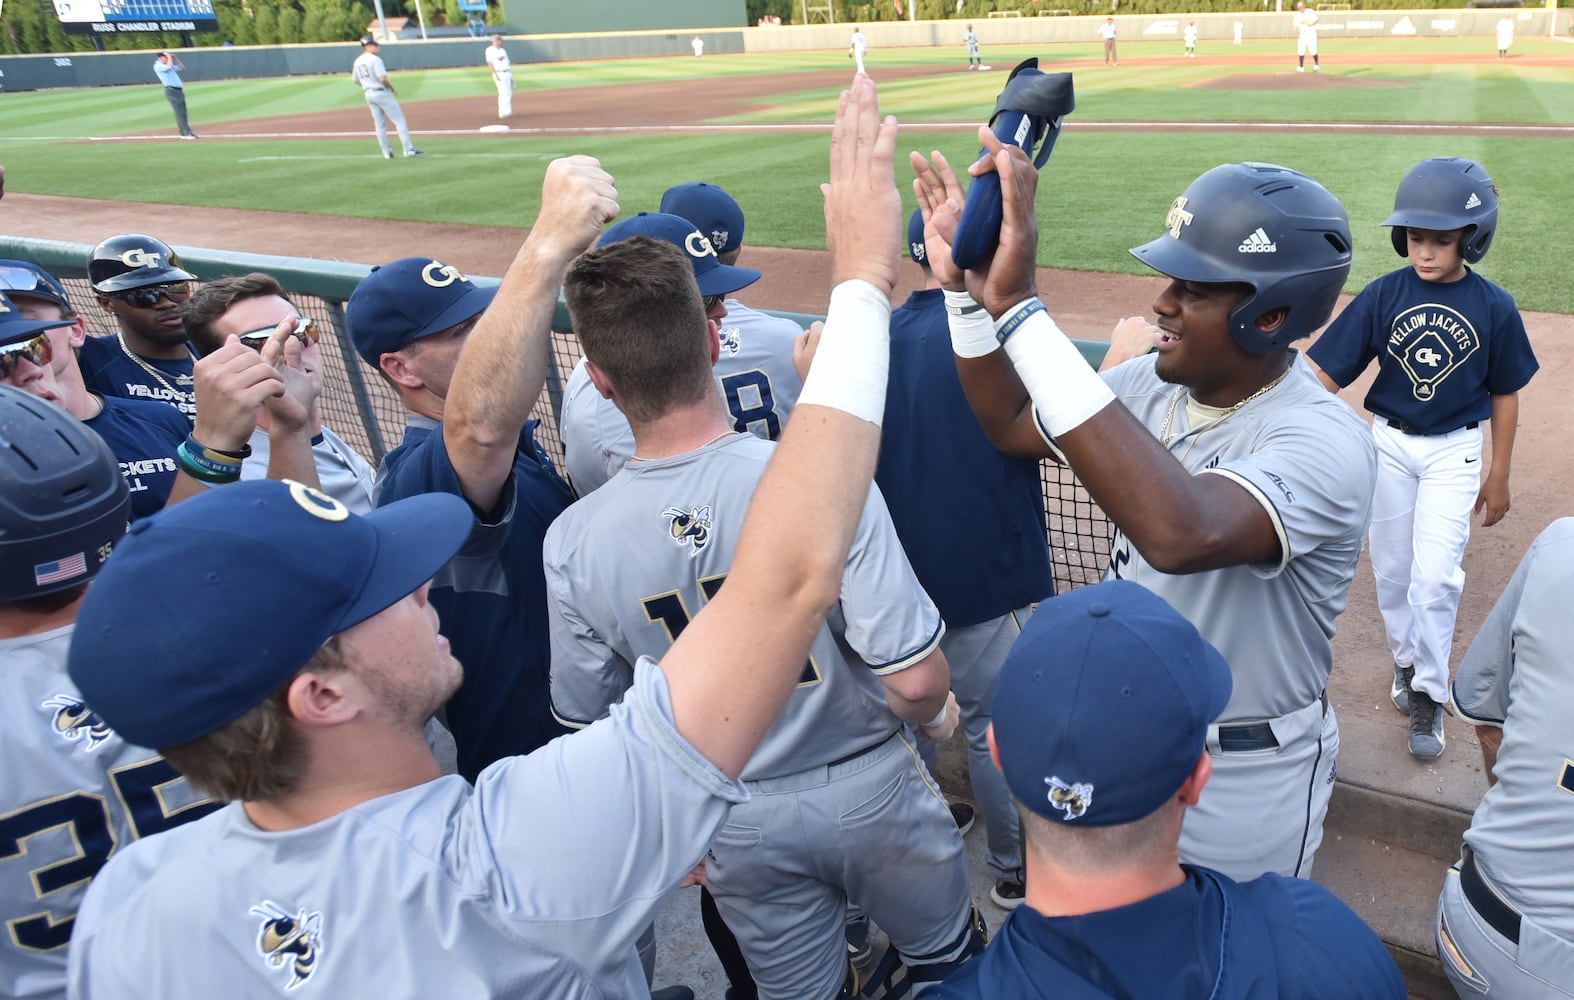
[87,234,196,294]
[0,386,129,603]
[1129,162,1352,354]
[1383,157,1497,264]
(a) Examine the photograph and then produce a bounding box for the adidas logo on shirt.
[1238,228,1277,253]
[1465,192,1482,210]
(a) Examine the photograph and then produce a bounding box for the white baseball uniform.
[1294,7,1320,57]
[850,30,867,74]
[485,40,513,118]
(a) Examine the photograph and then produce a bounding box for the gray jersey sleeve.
[1451,527,1549,726]
[559,359,635,496]
[838,481,945,674]
[544,515,638,728]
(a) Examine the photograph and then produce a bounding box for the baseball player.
[152,51,197,139]
[548,232,982,999]
[930,581,1406,998]
[1294,2,1320,72]
[914,141,1377,882]
[0,384,217,1000]
[1496,13,1514,59]
[1098,17,1117,65]
[1440,519,1574,997]
[559,187,804,496]
[850,26,867,74]
[1,263,317,519]
[348,230,576,784]
[854,209,1053,910]
[691,35,704,57]
[77,233,199,422]
[180,273,378,513]
[352,36,422,160]
[64,73,916,998]
[484,33,514,119]
[963,24,981,69]
[1308,157,1537,759]
[1184,20,1198,58]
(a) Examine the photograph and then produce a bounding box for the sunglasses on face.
[108,282,191,309]
[0,333,54,379]
[703,294,725,312]
[237,316,319,350]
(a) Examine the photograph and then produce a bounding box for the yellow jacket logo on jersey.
[43,694,114,751]
[250,901,324,991]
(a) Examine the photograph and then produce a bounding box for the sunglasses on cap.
[237,316,319,350]
[0,265,69,304]
[0,332,54,379]
[107,281,191,309]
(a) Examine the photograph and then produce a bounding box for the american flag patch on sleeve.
[34,552,89,587]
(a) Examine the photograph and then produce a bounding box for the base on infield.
[478,124,511,133]
[978,64,993,71]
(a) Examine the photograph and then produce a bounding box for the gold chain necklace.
[1159,363,1293,448]
[117,334,197,399]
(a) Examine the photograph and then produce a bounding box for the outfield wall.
[500,0,747,34]
[0,8,1565,93]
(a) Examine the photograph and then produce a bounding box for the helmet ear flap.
[1389,226,1408,259]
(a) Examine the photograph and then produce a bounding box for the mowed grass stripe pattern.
[1,37,1569,311]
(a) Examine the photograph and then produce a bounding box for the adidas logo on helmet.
[1464,192,1482,210]
[1238,227,1277,253]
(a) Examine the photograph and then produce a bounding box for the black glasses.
[237,316,319,350]
[0,333,54,379]
[703,294,725,312]
[108,282,191,309]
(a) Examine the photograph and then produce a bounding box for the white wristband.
[945,290,997,359]
[922,701,949,731]
[995,298,1116,439]
[795,279,890,427]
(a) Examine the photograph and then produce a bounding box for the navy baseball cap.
[659,182,746,256]
[0,260,74,312]
[0,290,76,345]
[993,580,1232,827]
[907,208,928,265]
[598,212,760,297]
[67,479,473,750]
[346,257,498,368]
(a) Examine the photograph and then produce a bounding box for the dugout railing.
[2,236,1113,594]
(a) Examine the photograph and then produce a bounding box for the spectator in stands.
[78,234,200,423]
[181,274,376,513]
[1,260,316,518]
[346,160,610,782]
[559,186,804,496]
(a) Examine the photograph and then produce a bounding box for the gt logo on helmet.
[1165,197,1194,239]
[120,249,163,268]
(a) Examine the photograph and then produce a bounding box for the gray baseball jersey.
[1452,516,1574,942]
[67,663,746,998]
[545,432,942,779]
[2,626,214,1000]
[240,426,376,515]
[560,300,804,495]
[543,431,971,996]
[1048,354,1376,879]
[352,50,416,157]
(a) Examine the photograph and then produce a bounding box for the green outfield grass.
[2,37,1570,311]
